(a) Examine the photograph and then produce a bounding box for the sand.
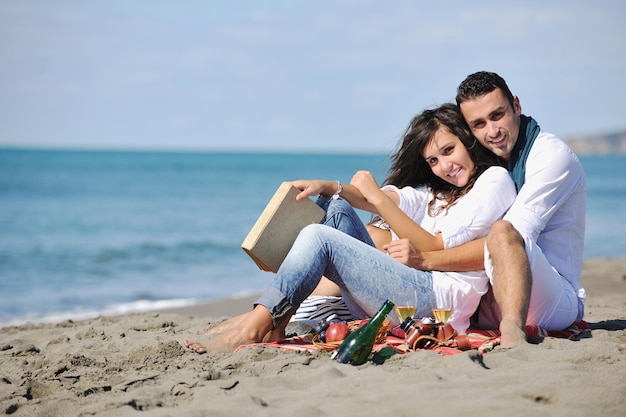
[1,258,625,417]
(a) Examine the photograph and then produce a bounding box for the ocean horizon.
[0,148,624,328]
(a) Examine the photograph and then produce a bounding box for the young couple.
[185,71,586,353]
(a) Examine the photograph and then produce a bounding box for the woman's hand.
[291,180,334,201]
[350,171,386,206]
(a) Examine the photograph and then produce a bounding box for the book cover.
[241,182,326,273]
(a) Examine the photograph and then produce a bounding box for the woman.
[185,103,516,353]
[291,100,506,323]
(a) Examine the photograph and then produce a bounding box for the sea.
[0,149,624,328]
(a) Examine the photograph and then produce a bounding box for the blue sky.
[1,0,625,153]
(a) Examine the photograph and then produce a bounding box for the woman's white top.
[382,166,516,333]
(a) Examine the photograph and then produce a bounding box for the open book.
[241,182,325,272]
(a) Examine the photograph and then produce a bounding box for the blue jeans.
[316,196,376,247]
[255,198,434,327]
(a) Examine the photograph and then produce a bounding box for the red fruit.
[325,322,350,342]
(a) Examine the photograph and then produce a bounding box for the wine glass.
[393,288,417,324]
[432,292,453,324]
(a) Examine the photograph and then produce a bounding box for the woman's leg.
[366,224,392,250]
[187,199,375,352]
[310,197,377,297]
[186,224,433,352]
[260,225,434,328]
[316,197,376,246]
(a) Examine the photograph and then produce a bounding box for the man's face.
[459,88,522,161]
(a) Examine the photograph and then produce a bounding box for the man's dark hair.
[455,71,515,109]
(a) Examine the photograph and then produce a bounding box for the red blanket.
[234,322,590,357]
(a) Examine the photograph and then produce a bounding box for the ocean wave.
[0,297,200,329]
[92,239,238,263]
[0,238,243,273]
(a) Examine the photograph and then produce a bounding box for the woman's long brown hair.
[384,103,502,215]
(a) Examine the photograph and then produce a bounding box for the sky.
[1,0,625,153]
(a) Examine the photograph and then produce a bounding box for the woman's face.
[422,127,475,188]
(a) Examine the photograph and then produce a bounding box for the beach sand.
[1,258,625,417]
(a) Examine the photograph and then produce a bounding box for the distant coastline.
[564,130,626,156]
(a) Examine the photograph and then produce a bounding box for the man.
[412,71,586,348]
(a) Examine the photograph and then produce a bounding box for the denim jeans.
[316,196,376,247]
[255,198,434,327]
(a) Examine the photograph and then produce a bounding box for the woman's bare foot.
[184,326,286,354]
[203,312,250,337]
[262,327,286,343]
[184,326,263,353]
[184,305,279,353]
[184,339,212,354]
[499,317,527,348]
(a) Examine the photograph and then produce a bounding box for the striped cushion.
[290,296,353,324]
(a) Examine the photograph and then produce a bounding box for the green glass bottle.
[331,300,394,365]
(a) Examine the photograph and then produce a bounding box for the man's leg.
[486,220,531,347]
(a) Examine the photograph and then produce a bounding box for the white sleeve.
[503,134,584,241]
[381,184,429,225]
[439,166,517,248]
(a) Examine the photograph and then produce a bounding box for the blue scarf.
[508,115,541,192]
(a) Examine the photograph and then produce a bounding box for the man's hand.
[383,239,430,270]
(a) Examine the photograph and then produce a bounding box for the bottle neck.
[370,300,393,325]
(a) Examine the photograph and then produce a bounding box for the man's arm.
[401,237,486,272]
